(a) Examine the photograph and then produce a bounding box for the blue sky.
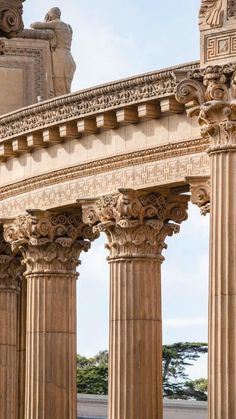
[23,1,208,377]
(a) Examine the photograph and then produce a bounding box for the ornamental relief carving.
[0,151,210,219]
[0,229,23,292]
[81,189,189,260]
[199,0,224,29]
[176,64,236,153]
[4,210,98,275]
[0,0,25,38]
[0,62,198,141]
[187,177,211,215]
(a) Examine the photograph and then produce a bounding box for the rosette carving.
[199,0,224,28]
[81,189,189,260]
[0,228,23,292]
[0,0,25,38]
[4,209,98,275]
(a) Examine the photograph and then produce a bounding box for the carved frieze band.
[205,31,236,62]
[0,138,209,201]
[0,151,210,218]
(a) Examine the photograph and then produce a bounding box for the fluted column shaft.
[175,52,236,419]
[24,271,77,419]
[209,149,236,419]
[81,189,188,419]
[0,236,22,419]
[17,277,26,419]
[0,290,19,419]
[109,258,162,419]
[4,210,95,419]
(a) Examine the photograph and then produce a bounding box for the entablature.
[0,61,199,161]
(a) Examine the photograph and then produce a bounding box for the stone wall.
[0,30,53,115]
[77,394,207,419]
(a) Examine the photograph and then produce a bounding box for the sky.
[23,1,208,378]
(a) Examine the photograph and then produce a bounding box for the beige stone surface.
[81,190,188,419]
[0,233,22,419]
[4,211,95,419]
[0,68,24,114]
[176,46,236,419]
[0,34,54,115]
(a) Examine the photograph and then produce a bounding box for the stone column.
[81,189,188,419]
[207,122,236,419]
[17,275,27,419]
[4,210,96,419]
[176,65,236,419]
[0,231,22,419]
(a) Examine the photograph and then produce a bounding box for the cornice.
[0,61,199,142]
[0,137,209,201]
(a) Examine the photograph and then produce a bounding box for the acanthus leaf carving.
[80,190,189,261]
[4,209,98,275]
[176,64,236,153]
[0,228,23,292]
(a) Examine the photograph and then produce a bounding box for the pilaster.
[81,189,188,419]
[4,210,96,419]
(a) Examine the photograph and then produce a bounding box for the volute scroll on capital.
[0,0,25,38]
[80,189,189,261]
[186,177,211,215]
[3,209,98,275]
[0,228,23,292]
[176,64,236,153]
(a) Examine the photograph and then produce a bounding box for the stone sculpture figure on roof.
[199,0,224,28]
[31,7,76,97]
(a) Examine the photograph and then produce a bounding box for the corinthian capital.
[0,0,25,38]
[80,189,189,260]
[0,229,23,292]
[3,209,97,275]
[176,64,236,153]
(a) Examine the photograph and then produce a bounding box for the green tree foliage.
[162,342,208,401]
[77,343,208,400]
[77,351,108,395]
